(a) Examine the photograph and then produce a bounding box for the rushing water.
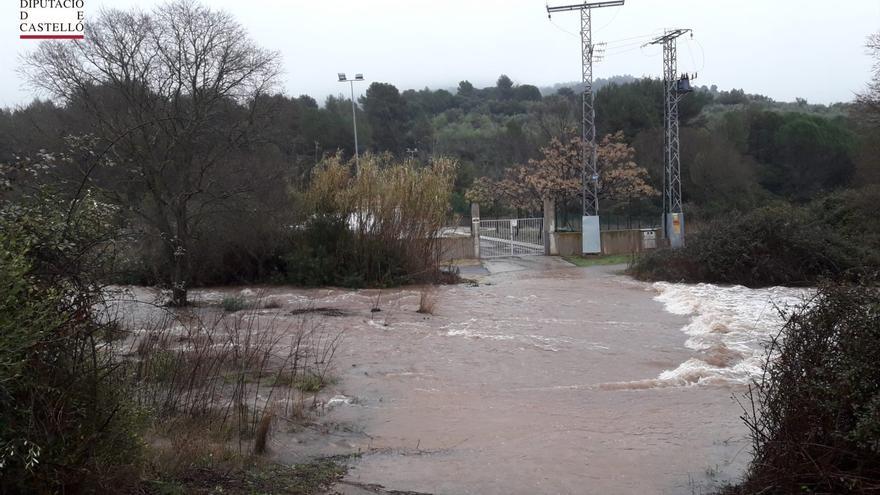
[599,282,810,391]
[114,258,810,494]
[652,282,809,387]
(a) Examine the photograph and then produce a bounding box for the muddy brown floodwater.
[124,257,808,494]
[276,257,764,495]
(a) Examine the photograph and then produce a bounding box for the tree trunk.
[170,204,189,307]
[171,251,187,306]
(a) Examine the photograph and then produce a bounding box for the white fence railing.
[478,218,544,258]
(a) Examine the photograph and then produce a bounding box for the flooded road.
[119,257,806,494]
[267,257,804,494]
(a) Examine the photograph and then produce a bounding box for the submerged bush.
[283,215,408,287]
[726,280,880,494]
[221,296,250,312]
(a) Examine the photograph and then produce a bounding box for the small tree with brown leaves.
[464,176,497,207]
[597,131,658,202]
[475,130,657,214]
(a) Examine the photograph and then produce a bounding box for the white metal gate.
[478,218,544,258]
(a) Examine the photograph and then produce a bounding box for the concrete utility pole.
[643,29,692,249]
[546,1,624,254]
[338,73,365,174]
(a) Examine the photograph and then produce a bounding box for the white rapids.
[652,282,812,387]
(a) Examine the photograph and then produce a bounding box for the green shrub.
[140,350,180,383]
[293,373,329,393]
[221,296,249,312]
[810,185,880,264]
[283,216,360,287]
[630,200,867,287]
[0,207,146,492]
[727,280,880,494]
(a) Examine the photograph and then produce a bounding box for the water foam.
[440,318,572,352]
[651,282,810,387]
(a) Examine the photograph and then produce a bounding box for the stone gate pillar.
[543,197,557,256]
[471,202,481,259]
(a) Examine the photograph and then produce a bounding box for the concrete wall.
[438,236,476,261]
[555,232,583,256]
[439,224,662,261]
[552,228,663,256]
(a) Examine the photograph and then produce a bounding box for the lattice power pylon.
[546,1,624,254]
[645,28,692,249]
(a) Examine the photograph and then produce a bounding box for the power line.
[593,6,621,33]
[580,31,668,61]
[546,23,666,56]
[547,16,580,38]
[604,38,652,50]
[601,30,665,45]
[685,35,706,73]
[604,43,660,57]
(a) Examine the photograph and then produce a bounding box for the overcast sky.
[2,0,878,109]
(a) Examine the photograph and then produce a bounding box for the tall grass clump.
[129,308,343,444]
[417,287,438,314]
[284,153,457,287]
[724,279,880,494]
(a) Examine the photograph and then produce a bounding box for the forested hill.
[0,74,873,218]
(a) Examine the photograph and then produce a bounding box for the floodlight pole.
[546,1,624,254]
[644,29,691,249]
[338,73,365,174]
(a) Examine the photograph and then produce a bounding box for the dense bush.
[629,188,880,287]
[282,153,457,288]
[0,192,145,492]
[283,216,408,287]
[810,186,880,259]
[724,280,880,494]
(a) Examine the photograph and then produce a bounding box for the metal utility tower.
[644,29,692,249]
[546,1,624,254]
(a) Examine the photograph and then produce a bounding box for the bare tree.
[21,0,281,305]
[858,31,880,124]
